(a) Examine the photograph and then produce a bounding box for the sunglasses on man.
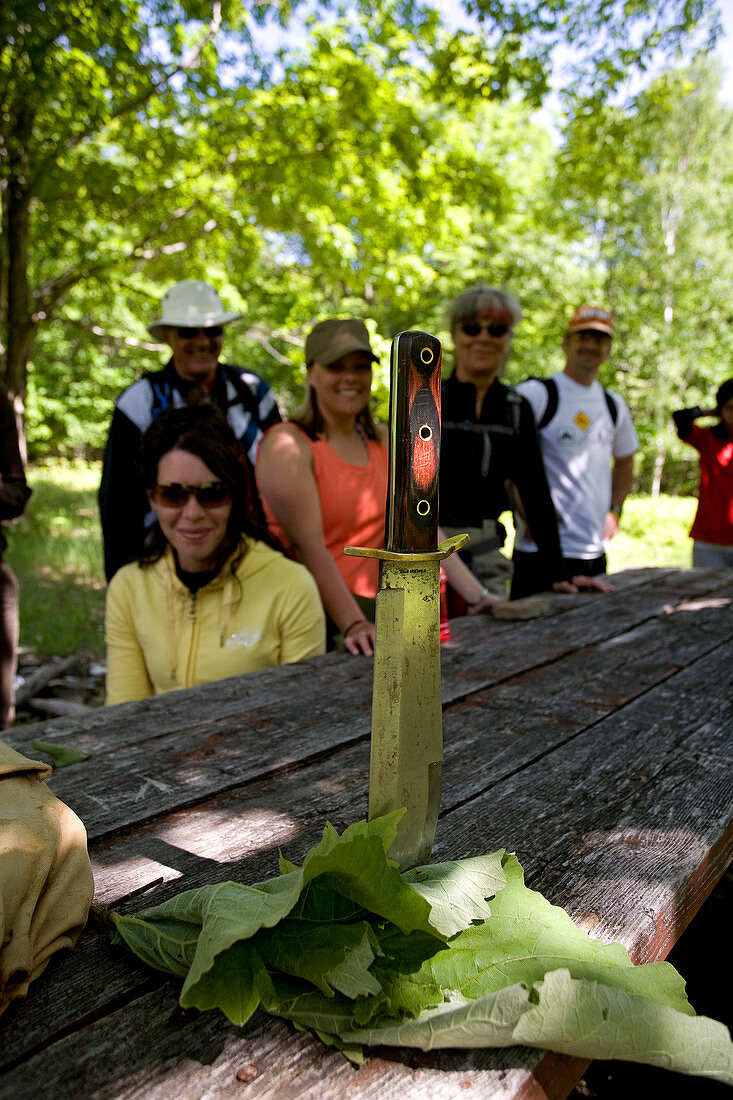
[174,326,224,339]
[460,320,511,337]
[153,481,232,508]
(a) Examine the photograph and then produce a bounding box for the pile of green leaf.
[110,812,733,1081]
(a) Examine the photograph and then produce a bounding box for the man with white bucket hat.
[99,281,281,580]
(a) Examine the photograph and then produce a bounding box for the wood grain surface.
[2,567,731,1100]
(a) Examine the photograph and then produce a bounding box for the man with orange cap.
[99,280,281,580]
[512,305,638,598]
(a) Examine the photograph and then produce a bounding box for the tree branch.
[66,2,224,152]
[243,324,301,365]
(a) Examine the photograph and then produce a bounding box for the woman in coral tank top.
[256,319,499,655]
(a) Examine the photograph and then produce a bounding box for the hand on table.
[552,574,614,595]
[572,574,614,594]
[342,619,376,656]
[465,591,502,616]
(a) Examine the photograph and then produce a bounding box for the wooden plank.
[0,982,547,1100]
[441,567,732,702]
[2,603,730,1078]
[2,572,730,1099]
[6,571,729,844]
[9,652,365,756]
[4,566,702,762]
[432,642,733,964]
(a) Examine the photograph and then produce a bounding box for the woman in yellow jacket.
[105,406,325,705]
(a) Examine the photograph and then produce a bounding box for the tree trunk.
[1,106,38,459]
[651,443,665,498]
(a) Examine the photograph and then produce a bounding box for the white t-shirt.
[515,372,638,559]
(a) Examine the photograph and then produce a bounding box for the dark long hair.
[139,405,278,572]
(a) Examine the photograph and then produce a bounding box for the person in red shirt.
[673,377,733,568]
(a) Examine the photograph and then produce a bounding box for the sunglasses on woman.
[153,481,232,508]
[175,326,224,339]
[322,358,373,373]
[460,320,511,337]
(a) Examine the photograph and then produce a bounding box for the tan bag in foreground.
[0,741,94,1017]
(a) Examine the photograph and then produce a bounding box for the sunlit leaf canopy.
[0,0,729,492]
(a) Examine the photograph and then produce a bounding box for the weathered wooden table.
[2,567,732,1099]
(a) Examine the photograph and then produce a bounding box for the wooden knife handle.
[385,331,442,553]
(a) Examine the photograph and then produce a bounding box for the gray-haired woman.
[439,284,572,600]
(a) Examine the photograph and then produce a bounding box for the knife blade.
[346,330,466,869]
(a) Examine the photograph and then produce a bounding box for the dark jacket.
[99,359,280,580]
[0,387,31,558]
[440,373,566,582]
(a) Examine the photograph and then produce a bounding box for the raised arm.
[256,425,375,656]
[672,405,717,441]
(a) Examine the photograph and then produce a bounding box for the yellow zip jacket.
[105,540,325,705]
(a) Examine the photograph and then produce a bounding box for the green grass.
[5,460,106,659]
[4,461,699,660]
[606,494,697,572]
[501,494,696,573]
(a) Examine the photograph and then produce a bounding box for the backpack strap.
[604,390,618,426]
[533,376,618,429]
[145,375,174,418]
[506,387,523,433]
[535,377,558,430]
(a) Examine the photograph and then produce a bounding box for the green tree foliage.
[555,58,733,493]
[0,0,721,462]
[1,0,251,413]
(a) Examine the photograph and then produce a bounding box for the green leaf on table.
[380,853,692,1013]
[180,939,277,1026]
[296,812,440,938]
[179,876,305,1005]
[32,740,90,768]
[335,983,531,1050]
[401,852,506,937]
[111,872,303,982]
[325,930,384,999]
[516,969,733,1084]
[110,912,200,977]
[279,986,391,1041]
[287,875,367,924]
[109,816,733,1085]
[337,973,733,1084]
[113,812,435,1017]
[257,920,382,998]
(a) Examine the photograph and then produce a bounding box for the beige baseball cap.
[305,319,377,366]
